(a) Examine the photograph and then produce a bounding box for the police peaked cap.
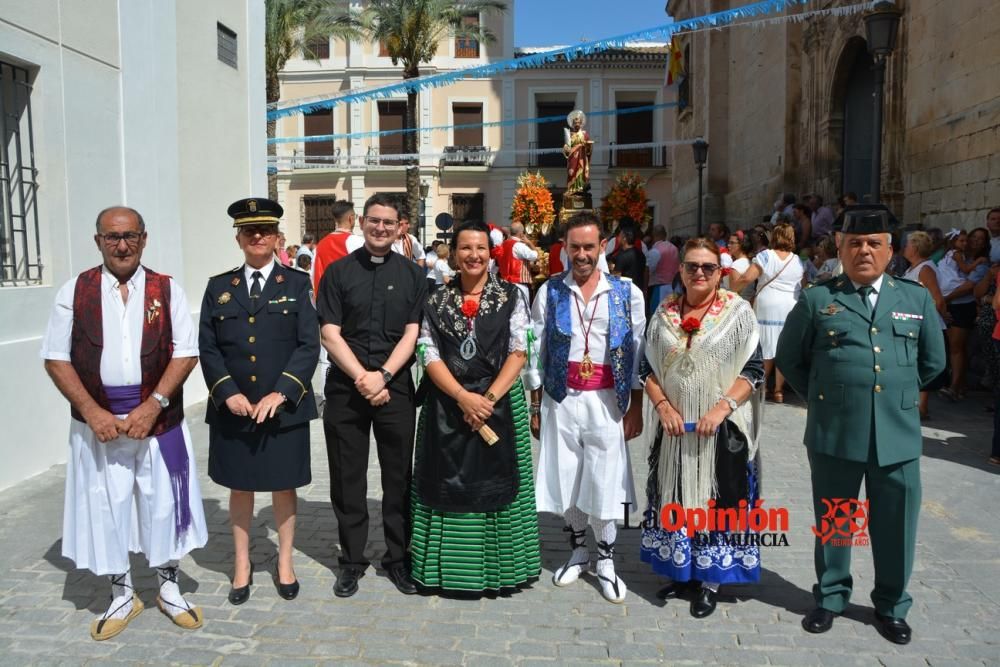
[228,197,283,227]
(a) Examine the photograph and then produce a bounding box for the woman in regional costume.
[641,238,765,619]
[563,110,592,193]
[411,221,541,592]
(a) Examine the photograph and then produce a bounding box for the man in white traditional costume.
[526,212,645,603]
[41,207,208,640]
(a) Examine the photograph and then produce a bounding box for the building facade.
[667,0,1000,233]
[0,0,267,490]
[274,0,674,245]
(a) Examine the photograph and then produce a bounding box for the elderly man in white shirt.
[526,213,645,605]
[40,207,207,641]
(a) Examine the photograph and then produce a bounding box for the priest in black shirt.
[316,193,428,597]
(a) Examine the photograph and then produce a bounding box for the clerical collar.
[363,247,392,265]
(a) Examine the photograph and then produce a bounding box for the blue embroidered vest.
[542,273,634,415]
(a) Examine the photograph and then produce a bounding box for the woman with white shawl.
[640,238,765,619]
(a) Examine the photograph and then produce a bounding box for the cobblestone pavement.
[0,384,996,666]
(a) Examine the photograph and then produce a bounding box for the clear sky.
[514,0,671,47]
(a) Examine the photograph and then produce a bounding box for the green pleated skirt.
[410,379,541,591]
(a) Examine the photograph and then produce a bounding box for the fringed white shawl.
[645,289,761,510]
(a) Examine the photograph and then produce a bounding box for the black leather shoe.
[874,612,912,645]
[802,607,836,634]
[277,578,300,601]
[228,563,254,606]
[690,587,718,618]
[333,567,364,598]
[386,565,417,595]
[656,580,696,600]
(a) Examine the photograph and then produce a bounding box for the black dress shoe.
[656,580,696,600]
[386,565,417,595]
[334,567,364,598]
[277,578,300,600]
[690,587,718,618]
[874,612,912,645]
[802,607,836,634]
[228,563,254,606]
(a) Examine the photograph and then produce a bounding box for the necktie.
[250,271,263,299]
[858,285,874,316]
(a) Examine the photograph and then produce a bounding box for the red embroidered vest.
[500,238,531,284]
[69,266,183,434]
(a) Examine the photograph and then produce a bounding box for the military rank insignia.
[231,277,241,287]
[822,304,845,316]
[275,274,285,284]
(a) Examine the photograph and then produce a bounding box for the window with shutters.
[455,14,480,58]
[452,103,483,147]
[377,101,407,164]
[302,196,339,240]
[451,193,484,224]
[217,23,238,69]
[1,59,42,286]
[303,109,333,164]
[305,36,330,59]
[614,100,654,167]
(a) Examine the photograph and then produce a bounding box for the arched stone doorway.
[830,37,876,203]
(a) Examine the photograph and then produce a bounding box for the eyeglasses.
[682,262,720,276]
[363,215,399,229]
[239,225,278,237]
[98,232,144,247]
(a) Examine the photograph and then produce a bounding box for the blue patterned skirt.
[640,439,762,585]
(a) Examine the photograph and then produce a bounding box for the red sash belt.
[566,361,614,391]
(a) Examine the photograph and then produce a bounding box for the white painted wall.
[0,1,266,491]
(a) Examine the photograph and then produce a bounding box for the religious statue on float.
[560,109,594,221]
[563,110,593,193]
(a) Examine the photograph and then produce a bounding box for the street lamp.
[692,137,709,236]
[419,181,430,246]
[864,1,902,203]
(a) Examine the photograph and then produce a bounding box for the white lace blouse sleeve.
[417,314,442,364]
[508,289,530,353]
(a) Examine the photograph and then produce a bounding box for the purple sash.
[105,385,192,538]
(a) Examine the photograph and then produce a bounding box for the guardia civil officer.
[775,206,946,645]
[199,198,319,605]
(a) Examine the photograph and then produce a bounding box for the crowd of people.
[40,191,995,648]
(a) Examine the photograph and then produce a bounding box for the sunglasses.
[682,262,720,276]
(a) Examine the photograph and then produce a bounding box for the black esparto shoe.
[228,563,254,606]
[801,607,837,634]
[386,565,418,595]
[874,612,912,645]
[333,567,364,598]
[690,587,718,618]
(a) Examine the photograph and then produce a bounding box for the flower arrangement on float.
[510,171,556,237]
[600,171,651,227]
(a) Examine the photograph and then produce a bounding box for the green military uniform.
[776,272,946,618]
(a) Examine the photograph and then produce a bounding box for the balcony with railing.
[609,144,670,169]
[440,145,492,167]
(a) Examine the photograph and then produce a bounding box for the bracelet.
[653,398,667,410]
[529,404,541,416]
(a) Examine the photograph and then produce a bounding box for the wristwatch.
[378,367,393,385]
[485,390,498,403]
[152,391,170,408]
[720,395,738,413]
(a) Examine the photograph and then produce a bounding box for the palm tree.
[356,0,507,222]
[266,0,361,199]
